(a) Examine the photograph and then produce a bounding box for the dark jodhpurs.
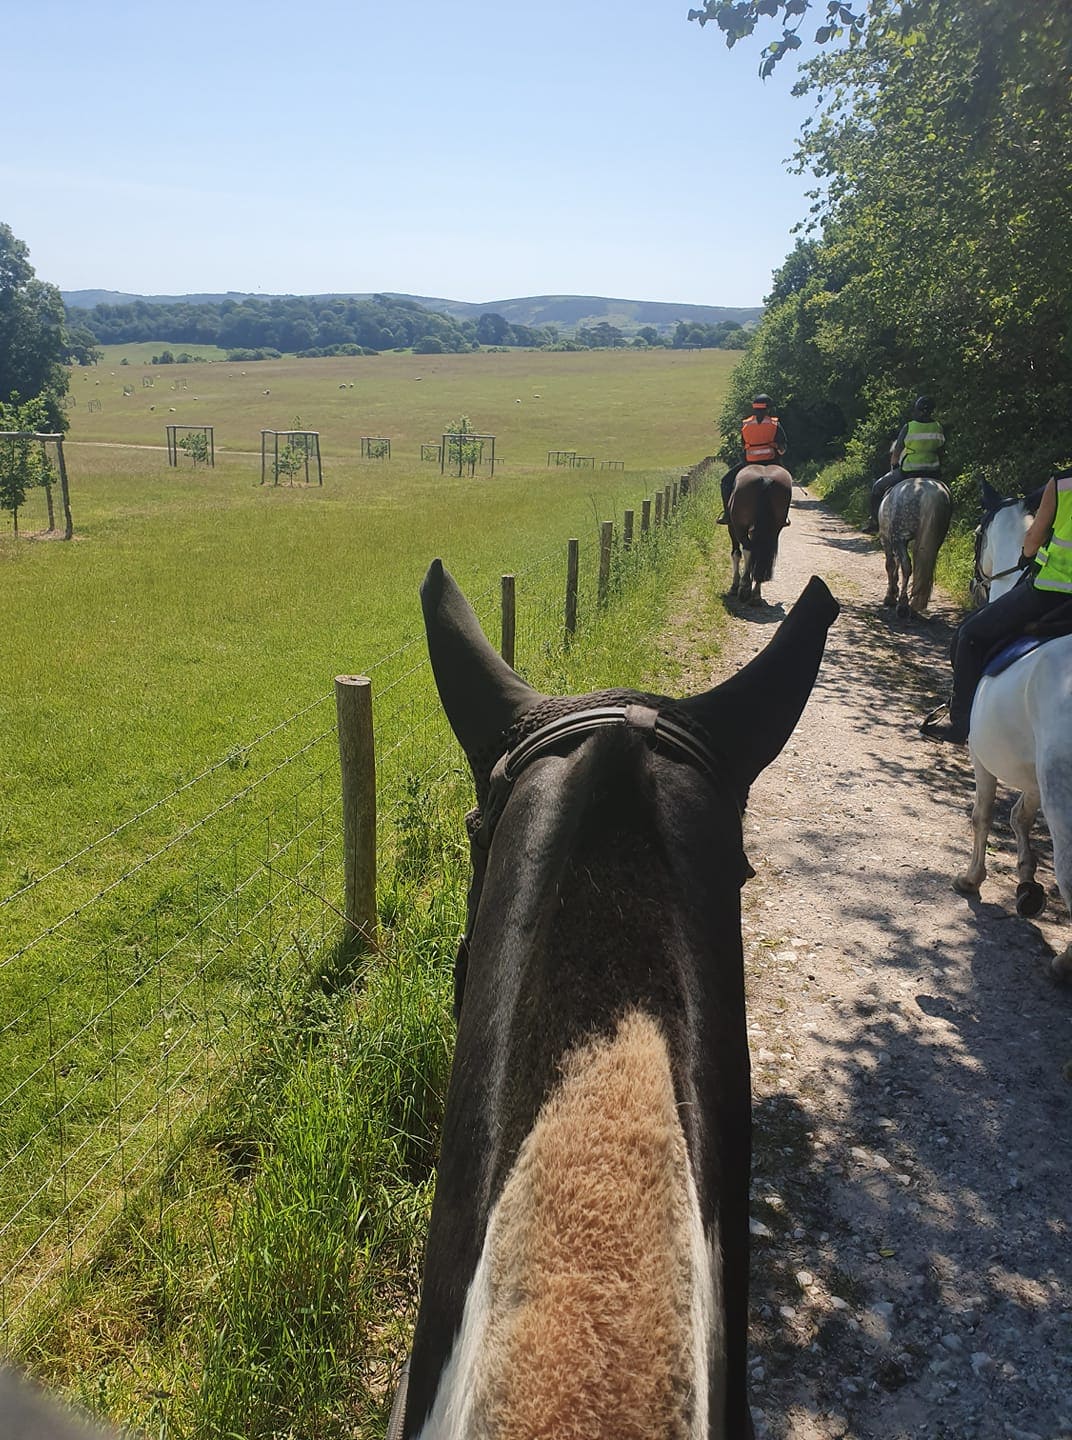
[721,464,744,512]
[869,468,901,523]
[949,579,1067,731]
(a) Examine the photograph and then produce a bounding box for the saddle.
[981,599,1072,678]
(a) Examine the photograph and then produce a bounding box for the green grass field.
[68,343,732,463]
[2,347,736,1427]
[4,347,735,883]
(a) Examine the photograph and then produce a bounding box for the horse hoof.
[896,602,911,619]
[748,593,763,607]
[882,594,897,608]
[1015,880,1046,918]
[952,875,980,897]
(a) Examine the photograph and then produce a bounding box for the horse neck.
[984,504,1031,602]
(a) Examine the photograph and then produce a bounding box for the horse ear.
[678,576,839,800]
[421,560,545,771]
[979,478,1004,514]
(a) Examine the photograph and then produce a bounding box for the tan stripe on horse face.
[469,1011,713,1440]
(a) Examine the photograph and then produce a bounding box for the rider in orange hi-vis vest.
[719,394,787,522]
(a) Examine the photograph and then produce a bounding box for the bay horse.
[878,474,953,619]
[952,480,1072,979]
[396,560,838,1439]
[726,464,793,606]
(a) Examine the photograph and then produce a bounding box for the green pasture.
[1,349,736,1378]
[19,476,731,1440]
[68,344,736,467]
[4,347,735,884]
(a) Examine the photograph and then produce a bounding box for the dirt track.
[665,489,1072,1439]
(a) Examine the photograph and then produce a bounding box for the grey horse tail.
[909,483,953,613]
[751,476,780,584]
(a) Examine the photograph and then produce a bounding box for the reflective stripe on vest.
[743,415,780,463]
[1035,477,1072,593]
[901,420,944,471]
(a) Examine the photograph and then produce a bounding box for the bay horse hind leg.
[1009,788,1046,918]
[738,546,756,604]
[729,539,742,597]
[953,761,998,896]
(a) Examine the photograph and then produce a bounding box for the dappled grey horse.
[395,561,838,1438]
[879,475,953,619]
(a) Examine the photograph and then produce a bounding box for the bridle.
[473,698,742,859]
[973,512,1023,599]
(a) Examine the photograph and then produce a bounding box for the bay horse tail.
[750,476,780,584]
[908,480,953,614]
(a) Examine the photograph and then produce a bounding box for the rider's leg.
[718,466,741,524]
[926,584,1063,740]
[863,470,898,533]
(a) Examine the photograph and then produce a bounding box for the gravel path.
[665,488,1072,1439]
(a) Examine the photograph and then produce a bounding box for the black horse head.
[402,562,838,1440]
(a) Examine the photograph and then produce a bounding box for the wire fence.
[0,459,716,1346]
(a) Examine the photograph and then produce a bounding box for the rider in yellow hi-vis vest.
[922,467,1072,743]
[718,394,788,522]
[863,395,945,533]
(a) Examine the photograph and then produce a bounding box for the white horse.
[952,481,1072,979]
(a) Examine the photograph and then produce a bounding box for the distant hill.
[62,289,762,335]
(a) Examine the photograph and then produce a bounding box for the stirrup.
[919,701,949,733]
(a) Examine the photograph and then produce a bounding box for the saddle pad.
[982,636,1043,677]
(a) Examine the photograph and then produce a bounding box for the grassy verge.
[17,475,731,1439]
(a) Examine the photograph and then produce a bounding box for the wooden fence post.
[335,675,377,951]
[623,508,634,550]
[501,574,516,668]
[641,499,651,536]
[672,480,679,510]
[55,439,74,540]
[680,472,691,497]
[654,491,663,527]
[565,538,579,638]
[664,483,672,516]
[598,521,613,607]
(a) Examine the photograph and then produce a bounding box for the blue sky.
[5,0,818,307]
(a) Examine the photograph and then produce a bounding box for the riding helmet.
[913,395,934,419]
[752,393,774,411]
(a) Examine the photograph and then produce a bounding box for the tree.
[577,322,626,348]
[0,394,52,534]
[705,1,1072,497]
[0,223,70,430]
[177,430,209,466]
[688,1,865,77]
[476,312,512,346]
[64,324,102,367]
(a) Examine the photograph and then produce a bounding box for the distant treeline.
[67,293,750,355]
